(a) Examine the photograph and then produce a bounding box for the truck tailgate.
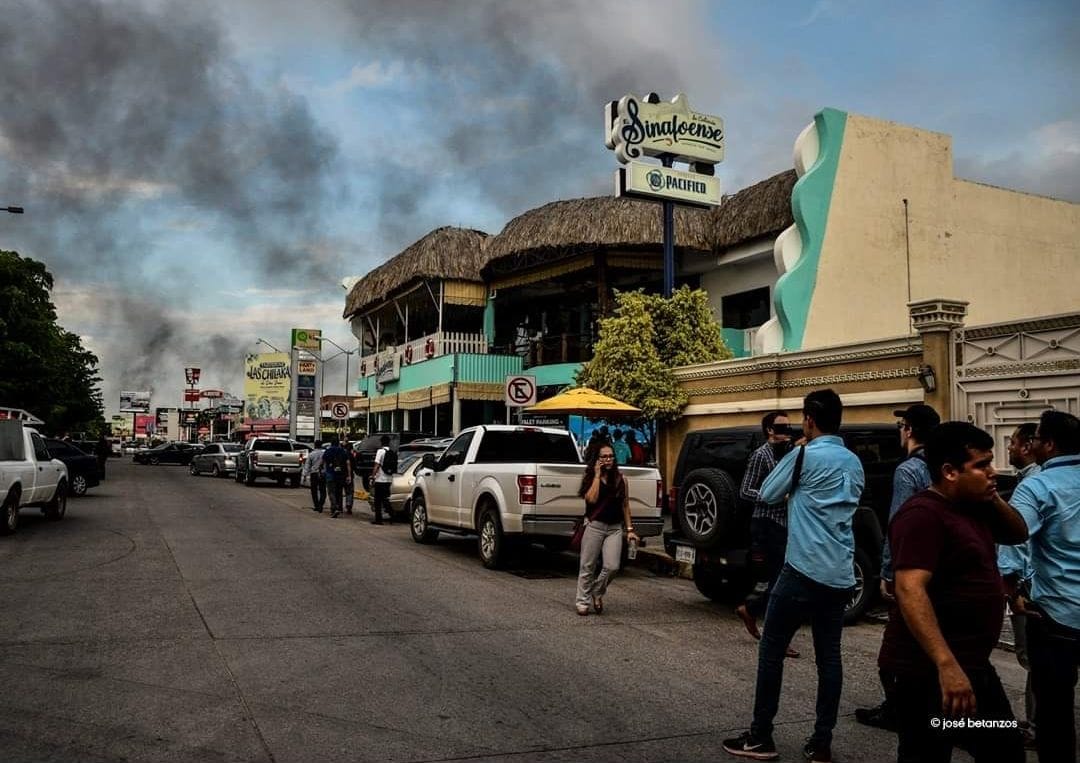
[620,466,662,520]
[531,464,587,515]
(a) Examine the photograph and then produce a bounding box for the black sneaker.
[803,738,831,762]
[721,731,778,760]
[854,702,897,731]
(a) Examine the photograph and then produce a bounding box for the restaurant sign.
[617,161,721,208]
[605,93,724,166]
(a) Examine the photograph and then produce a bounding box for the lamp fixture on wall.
[917,364,937,393]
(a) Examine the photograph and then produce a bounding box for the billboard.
[243,353,292,421]
[291,328,322,351]
[134,413,155,435]
[120,390,151,413]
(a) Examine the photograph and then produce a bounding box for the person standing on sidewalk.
[735,411,799,659]
[723,389,864,763]
[303,441,326,513]
[881,422,1028,763]
[997,422,1041,750]
[857,403,940,731]
[369,435,394,525]
[322,437,351,518]
[343,440,359,515]
[1008,410,1080,763]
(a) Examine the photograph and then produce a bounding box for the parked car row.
[43,438,104,496]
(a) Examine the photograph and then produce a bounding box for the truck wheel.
[71,474,88,496]
[410,495,438,544]
[676,468,737,549]
[843,546,875,625]
[1,489,18,535]
[692,563,744,603]
[149,457,160,465]
[45,481,67,521]
[477,505,510,570]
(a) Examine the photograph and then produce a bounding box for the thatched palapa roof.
[343,226,488,318]
[711,170,796,251]
[481,196,713,276]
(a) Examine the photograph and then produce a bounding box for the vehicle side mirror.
[421,453,436,470]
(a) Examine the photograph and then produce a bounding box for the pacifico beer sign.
[617,162,721,209]
[605,93,724,167]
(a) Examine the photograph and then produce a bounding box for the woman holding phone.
[575,443,639,615]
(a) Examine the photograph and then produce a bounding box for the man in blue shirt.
[858,403,939,731]
[1008,410,1080,763]
[723,389,865,763]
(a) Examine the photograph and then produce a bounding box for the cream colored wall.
[802,113,1080,348]
[701,253,777,323]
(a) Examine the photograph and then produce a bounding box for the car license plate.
[675,545,696,565]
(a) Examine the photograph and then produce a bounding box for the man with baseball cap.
[856,402,940,731]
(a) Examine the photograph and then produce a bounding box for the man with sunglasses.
[857,403,940,731]
[1008,410,1080,762]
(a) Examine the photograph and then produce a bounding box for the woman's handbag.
[570,501,609,552]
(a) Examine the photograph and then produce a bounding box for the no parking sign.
[331,402,350,421]
[504,375,537,408]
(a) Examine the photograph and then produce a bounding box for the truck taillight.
[299,451,306,463]
[657,480,664,508]
[517,475,537,505]
[251,452,258,466]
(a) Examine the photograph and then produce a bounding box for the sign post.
[605,92,724,297]
[504,375,537,425]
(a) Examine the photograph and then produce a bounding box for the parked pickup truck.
[1,418,69,535]
[409,425,664,569]
[235,436,305,487]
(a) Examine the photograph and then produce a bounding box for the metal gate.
[954,313,1080,471]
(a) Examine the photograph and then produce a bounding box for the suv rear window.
[473,430,580,464]
[253,439,292,452]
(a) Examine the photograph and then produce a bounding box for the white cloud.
[326,60,406,95]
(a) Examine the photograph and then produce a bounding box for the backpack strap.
[790,445,807,494]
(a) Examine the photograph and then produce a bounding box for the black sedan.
[133,442,198,466]
[44,438,102,496]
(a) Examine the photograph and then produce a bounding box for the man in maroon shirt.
[881,422,1028,762]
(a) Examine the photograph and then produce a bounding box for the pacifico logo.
[647,170,664,191]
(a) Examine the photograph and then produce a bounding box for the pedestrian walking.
[95,434,110,478]
[369,435,395,525]
[857,402,940,732]
[322,437,351,518]
[997,422,1041,750]
[735,410,800,659]
[303,441,326,512]
[343,440,358,515]
[723,389,864,763]
[1007,410,1080,763]
[881,421,1028,763]
[574,443,639,616]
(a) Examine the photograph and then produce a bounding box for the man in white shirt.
[303,441,325,512]
[370,435,394,525]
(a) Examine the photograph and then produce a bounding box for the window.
[32,433,50,462]
[721,287,771,330]
[46,440,78,457]
[474,431,580,464]
[439,432,475,468]
[254,439,293,452]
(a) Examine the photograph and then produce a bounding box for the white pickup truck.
[409,425,664,568]
[0,418,69,535]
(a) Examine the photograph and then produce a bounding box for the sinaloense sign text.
[605,93,724,166]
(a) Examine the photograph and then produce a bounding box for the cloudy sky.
[1,0,1076,417]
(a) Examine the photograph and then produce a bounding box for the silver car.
[189,442,243,477]
[387,453,428,519]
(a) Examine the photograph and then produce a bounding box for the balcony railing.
[358,331,488,377]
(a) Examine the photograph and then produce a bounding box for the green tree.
[0,250,104,434]
[575,287,731,440]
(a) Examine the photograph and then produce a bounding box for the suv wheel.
[410,495,438,544]
[189,462,199,476]
[676,468,737,549]
[843,546,875,625]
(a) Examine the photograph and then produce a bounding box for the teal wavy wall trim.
[775,108,847,351]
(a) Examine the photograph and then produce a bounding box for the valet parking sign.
[605,93,723,208]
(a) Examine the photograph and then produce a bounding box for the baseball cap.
[893,404,941,432]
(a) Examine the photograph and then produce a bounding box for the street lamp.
[255,337,282,353]
[3,206,24,214]
[319,336,356,397]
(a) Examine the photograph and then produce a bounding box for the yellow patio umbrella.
[524,387,641,417]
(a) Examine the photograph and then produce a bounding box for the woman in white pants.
[575,444,639,615]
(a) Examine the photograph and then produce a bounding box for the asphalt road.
[0,460,1035,762]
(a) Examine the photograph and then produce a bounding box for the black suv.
[664,424,908,623]
[354,431,430,489]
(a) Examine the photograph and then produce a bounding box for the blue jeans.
[751,564,851,746]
